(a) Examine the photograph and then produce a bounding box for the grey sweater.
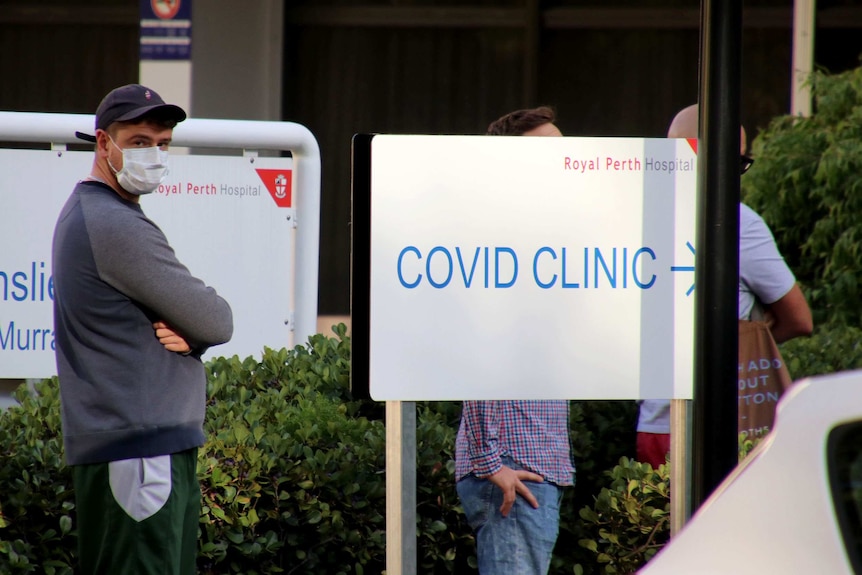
[52,180,233,465]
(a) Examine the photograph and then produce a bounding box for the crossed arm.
[153,321,192,354]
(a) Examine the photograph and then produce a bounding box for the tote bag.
[738,320,793,439]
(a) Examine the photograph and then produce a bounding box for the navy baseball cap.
[75,84,187,142]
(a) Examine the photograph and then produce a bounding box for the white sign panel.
[365,135,697,400]
[0,149,295,378]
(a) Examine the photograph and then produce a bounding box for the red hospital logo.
[151,0,181,19]
[255,169,293,208]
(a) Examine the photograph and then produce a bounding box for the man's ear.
[95,129,111,158]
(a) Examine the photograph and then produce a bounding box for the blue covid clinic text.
[396,246,657,289]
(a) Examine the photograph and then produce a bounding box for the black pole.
[692,0,742,509]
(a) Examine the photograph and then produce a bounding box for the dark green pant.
[72,448,199,575]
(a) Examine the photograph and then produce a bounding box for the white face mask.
[107,136,170,195]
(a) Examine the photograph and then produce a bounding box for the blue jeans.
[456,461,564,575]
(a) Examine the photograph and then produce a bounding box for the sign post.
[352,134,699,573]
[692,0,742,510]
[385,401,417,575]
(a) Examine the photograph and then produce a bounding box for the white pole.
[791,0,816,117]
[670,399,692,535]
[385,400,417,575]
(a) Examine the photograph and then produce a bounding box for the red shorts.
[636,432,670,469]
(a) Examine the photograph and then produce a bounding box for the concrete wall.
[191,0,283,121]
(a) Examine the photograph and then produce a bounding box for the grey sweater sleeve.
[86,197,233,351]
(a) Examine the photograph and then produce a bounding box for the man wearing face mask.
[52,84,233,575]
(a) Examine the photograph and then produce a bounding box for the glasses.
[741,155,754,175]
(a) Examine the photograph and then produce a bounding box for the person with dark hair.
[53,84,234,574]
[486,105,561,137]
[454,106,574,575]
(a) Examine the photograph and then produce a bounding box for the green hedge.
[577,458,670,575]
[0,378,74,574]
[4,323,862,574]
[0,326,643,574]
[781,323,862,381]
[198,332,387,574]
[743,63,862,327]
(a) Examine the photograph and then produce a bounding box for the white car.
[639,369,862,574]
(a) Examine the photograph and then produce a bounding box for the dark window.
[828,422,862,573]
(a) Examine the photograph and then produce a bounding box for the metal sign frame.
[0,111,321,349]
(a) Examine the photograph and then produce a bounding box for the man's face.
[100,120,174,172]
[522,122,562,138]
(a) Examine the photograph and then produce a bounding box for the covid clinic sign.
[356,135,698,400]
[0,149,295,379]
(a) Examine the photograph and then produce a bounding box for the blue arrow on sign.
[671,241,696,296]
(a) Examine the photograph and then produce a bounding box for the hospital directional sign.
[0,150,296,379]
[352,135,698,401]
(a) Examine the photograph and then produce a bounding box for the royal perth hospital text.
[563,155,694,173]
